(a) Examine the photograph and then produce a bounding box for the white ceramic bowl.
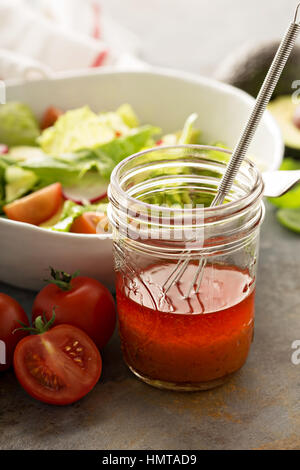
[2,68,283,291]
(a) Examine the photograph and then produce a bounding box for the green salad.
[0,102,205,234]
[2,101,300,236]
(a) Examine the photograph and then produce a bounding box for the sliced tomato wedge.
[14,324,102,405]
[4,183,63,226]
[70,211,108,234]
[41,106,63,130]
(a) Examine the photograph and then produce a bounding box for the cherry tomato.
[14,321,102,405]
[4,183,63,225]
[41,106,63,129]
[0,293,29,372]
[32,269,116,350]
[70,212,108,234]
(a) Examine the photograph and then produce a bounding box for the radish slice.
[0,144,9,154]
[62,183,108,206]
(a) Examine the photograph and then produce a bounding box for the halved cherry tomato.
[32,269,116,350]
[4,183,63,225]
[70,211,108,234]
[41,106,63,130]
[0,293,29,372]
[14,322,102,405]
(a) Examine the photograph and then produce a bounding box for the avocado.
[5,166,38,203]
[268,96,300,158]
[215,40,300,158]
[215,41,300,98]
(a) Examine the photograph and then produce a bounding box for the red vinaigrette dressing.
[116,263,255,388]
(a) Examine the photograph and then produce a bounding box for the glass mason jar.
[108,145,265,391]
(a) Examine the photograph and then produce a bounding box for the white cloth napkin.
[0,0,145,82]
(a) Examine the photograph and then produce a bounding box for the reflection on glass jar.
[108,146,265,391]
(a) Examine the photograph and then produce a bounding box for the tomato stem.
[45,267,80,291]
[14,308,56,335]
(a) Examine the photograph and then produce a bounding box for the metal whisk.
[163,3,300,299]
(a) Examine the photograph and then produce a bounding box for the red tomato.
[32,269,116,350]
[41,106,63,129]
[0,293,29,372]
[14,324,102,405]
[3,183,63,225]
[70,212,108,235]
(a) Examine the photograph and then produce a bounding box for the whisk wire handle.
[294,2,300,23]
[212,19,300,207]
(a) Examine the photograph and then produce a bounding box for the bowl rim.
[3,66,284,240]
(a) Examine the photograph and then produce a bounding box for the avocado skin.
[216,41,300,158]
[284,144,300,159]
[215,41,300,98]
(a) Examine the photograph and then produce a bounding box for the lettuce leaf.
[97,111,131,135]
[92,125,161,164]
[178,113,200,144]
[159,114,201,146]
[38,106,116,154]
[38,105,152,156]
[117,104,139,128]
[19,154,84,187]
[19,126,160,193]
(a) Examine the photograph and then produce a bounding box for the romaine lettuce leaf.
[117,104,139,128]
[178,113,200,144]
[19,126,160,196]
[38,106,116,154]
[92,125,161,164]
[19,154,84,187]
[98,112,130,136]
[158,114,201,146]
